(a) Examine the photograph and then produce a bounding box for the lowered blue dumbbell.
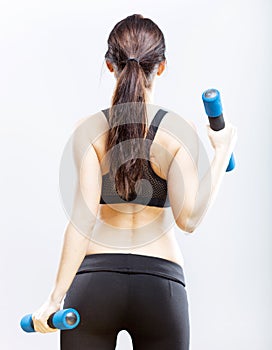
[202,88,235,172]
[20,308,80,333]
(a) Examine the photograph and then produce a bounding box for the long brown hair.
[105,14,166,201]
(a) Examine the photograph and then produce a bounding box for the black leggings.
[61,253,190,350]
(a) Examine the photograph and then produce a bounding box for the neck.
[112,79,155,104]
[145,87,154,104]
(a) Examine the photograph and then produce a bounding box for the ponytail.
[105,14,166,202]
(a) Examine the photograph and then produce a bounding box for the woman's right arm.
[167,121,237,233]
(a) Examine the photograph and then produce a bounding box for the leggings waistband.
[77,253,186,287]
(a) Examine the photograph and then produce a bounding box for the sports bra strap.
[101,107,168,143]
[101,108,110,120]
[145,109,168,141]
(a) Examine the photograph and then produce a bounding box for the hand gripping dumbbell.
[202,88,235,172]
[20,308,80,333]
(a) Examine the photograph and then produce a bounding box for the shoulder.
[72,110,109,144]
[159,110,199,164]
[73,110,108,131]
[160,110,198,142]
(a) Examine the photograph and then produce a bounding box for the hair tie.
[126,57,140,64]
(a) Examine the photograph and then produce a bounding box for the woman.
[32,14,237,349]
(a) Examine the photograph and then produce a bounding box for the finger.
[38,324,52,333]
[47,327,58,333]
[42,319,58,333]
[33,322,47,333]
[33,318,52,333]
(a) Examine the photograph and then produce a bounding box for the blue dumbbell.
[202,88,235,172]
[20,308,80,333]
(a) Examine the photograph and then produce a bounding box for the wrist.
[213,144,234,161]
[48,289,66,305]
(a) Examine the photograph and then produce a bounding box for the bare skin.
[86,105,186,267]
[31,59,237,333]
[82,60,185,266]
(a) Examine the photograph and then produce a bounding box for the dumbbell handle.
[20,308,80,333]
[202,88,235,172]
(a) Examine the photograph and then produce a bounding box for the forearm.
[185,146,233,232]
[47,221,90,304]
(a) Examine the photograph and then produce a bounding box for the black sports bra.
[99,108,170,208]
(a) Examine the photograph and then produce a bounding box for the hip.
[63,253,190,346]
[77,252,186,287]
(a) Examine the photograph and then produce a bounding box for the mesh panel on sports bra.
[99,108,170,208]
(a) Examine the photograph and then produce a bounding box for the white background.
[1,0,271,349]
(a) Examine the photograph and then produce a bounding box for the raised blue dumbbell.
[202,88,235,172]
[20,308,80,333]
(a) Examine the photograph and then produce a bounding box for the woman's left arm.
[32,122,102,333]
[32,223,91,333]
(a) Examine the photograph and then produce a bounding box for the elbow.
[176,217,197,234]
[185,226,196,234]
[184,224,196,234]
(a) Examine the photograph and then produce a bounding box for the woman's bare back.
[85,105,193,267]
